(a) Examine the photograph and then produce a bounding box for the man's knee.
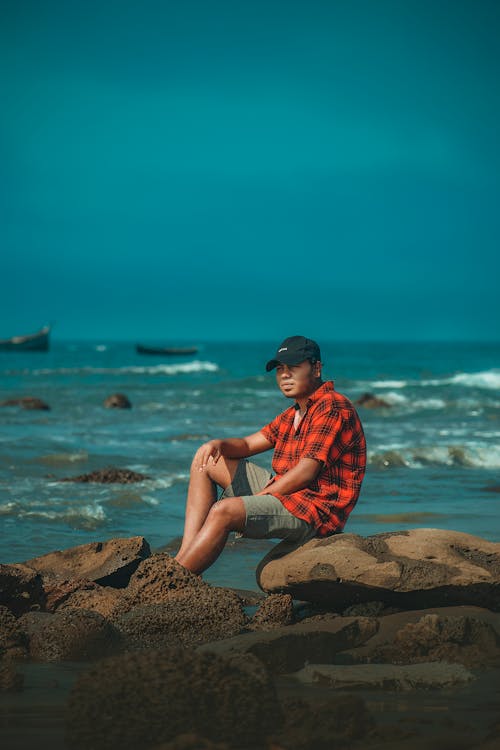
[207,498,245,531]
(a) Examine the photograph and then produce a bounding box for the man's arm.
[256,457,322,496]
[194,431,273,470]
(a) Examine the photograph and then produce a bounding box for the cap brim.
[265,354,303,372]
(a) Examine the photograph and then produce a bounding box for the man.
[175,336,366,575]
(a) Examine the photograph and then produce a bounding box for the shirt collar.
[294,380,335,410]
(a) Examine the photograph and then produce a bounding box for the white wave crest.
[370,442,500,469]
[24,360,219,377]
[448,369,500,390]
[370,380,407,388]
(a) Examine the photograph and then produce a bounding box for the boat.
[136,344,198,356]
[0,325,51,352]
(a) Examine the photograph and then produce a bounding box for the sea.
[1,339,499,592]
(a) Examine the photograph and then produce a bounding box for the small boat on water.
[0,325,51,352]
[136,344,198,356]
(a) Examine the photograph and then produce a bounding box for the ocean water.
[1,339,499,592]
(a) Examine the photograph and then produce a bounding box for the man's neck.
[296,379,323,412]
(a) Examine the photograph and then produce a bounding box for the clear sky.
[1,0,499,342]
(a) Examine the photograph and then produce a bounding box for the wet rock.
[59,467,150,483]
[257,529,500,610]
[0,663,24,691]
[66,648,282,749]
[0,605,28,660]
[0,563,46,616]
[274,695,375,750]
[293,661,475,691]
[0,396,50,410]
[104,393,132,409]
[200,616,379,674]
[17,608,122,662]
[24,536,151,589]
[249,594,294,630]
[355,392,391,409]
[114,587,246,650]
[371,613,500,667]
[125,553,205,605]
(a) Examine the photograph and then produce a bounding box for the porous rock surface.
[24,536,151,588]
[257,528,500,610]
[59,467,149,483]
[0,563,46,616]
[249,593,294,630]
[16,608,122,661]
[125,552,205,605]
[114,587,247,650]
[66,648,281,749]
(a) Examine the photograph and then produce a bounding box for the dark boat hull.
[0,326,50,352]
[136,344,198,356]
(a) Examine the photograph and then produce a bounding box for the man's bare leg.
[176,454,239,559]
[175,496,246,574]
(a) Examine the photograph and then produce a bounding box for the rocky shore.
[1,529,500,749]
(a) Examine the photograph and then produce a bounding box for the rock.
[274,695,375,750]
[355,392,391,409]
[58,467,150,483]
[24,536,151,589]
[292,661,475,691]
[114,587,247,650]
[0,396,50,410]
[125,553,205,605]
[150,736,230,750]
[369,612,500,668]
[256,529,500,610]
[0,563,46,616]
[57,584,128,620]
[104,393,132,409]
[0,605,28,660]
[249,593,294,630]
[336,605,500,669]
[66,648,282,749]
[0,663,24,691]
[200,616,379,674]
[17,608,122,661]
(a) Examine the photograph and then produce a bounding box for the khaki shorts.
[219,459,317,543]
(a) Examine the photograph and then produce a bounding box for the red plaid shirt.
[260,381,366,536]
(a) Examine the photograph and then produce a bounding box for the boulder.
[23,536,151,589]
[0,563,46,616]
[0,663,24,691]
[125,553,205,605]
[17,608,122,661]
[249,593,294,630]
[0,396,50,410]
[66,648,281,749]
[57,584,128,620]
[104,393,132,409]
[354,392,391,409]
[0,605,28,660]
[114,587,247,650]
[58,467,149,483]
[256,529,500,610]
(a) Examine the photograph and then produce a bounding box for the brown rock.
[58,467,149,483]
[355,392,391,409]
[0,605,28,660]
[249,594,294,630]
[66,648,282,749]
[0,563,46,616]
[256,529,500,610]
[150,736,230,750]
[17,608,122,661]
[114,587,246,650]
[104,393,132,409]
[58,584,128,620]
[0,396,50,410]
[24,536,151,589]
[125,553,205,605]
[0,663,24,691]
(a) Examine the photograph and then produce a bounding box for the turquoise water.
[1,340,499,591]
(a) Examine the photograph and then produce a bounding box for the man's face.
[275,360,320,400]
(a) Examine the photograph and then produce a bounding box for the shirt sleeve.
[300,406,355,464]
[260,413,281,445]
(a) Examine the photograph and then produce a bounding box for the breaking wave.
[4,361,220,377]
[369,443,500,469]
[369,369,500,391]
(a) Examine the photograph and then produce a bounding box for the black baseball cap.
[266,336,321,372]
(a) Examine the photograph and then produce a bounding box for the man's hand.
[194,440,223,471]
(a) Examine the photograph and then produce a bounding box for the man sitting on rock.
[175,336,366,575]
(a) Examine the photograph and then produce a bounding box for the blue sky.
[1,0,499,341]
